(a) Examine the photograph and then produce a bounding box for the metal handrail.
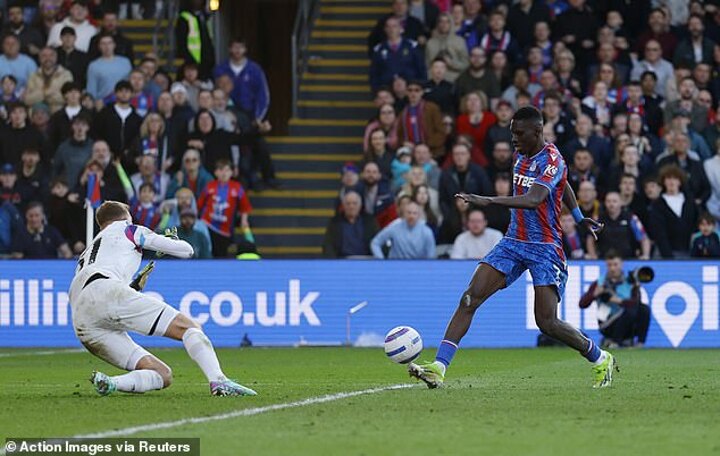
[152,0,179,65]
[291,0,319,118]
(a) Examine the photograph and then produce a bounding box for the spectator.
[176,207,212,259]
[88,140,126,203]
[456,0,487,52]
[664,77,709,133]
[673,14,714,68]
[166,148,213,199]
[408,0,440,36]
[197,159,252,258]
[86,34,132,104]
[372,86,396,109]
[425,12,469,82]
[581,81,613,132]
[159,89,193,155]
[322,191,378,258]
[667,110,712,160]
[130,113,171,171]
[46,0,98,53]
[438,142,492,222]
[357,161,397,228]
[478,10,521,64]
[16,148,48,210]
[138,57,162,101]
[630,39,674,98]
[53,113,92,186]
[337,162,360,208]
[184,109,236,173]
[47,81,89,152]
[455,46,500,101]
[0,103,45,167]
[392,76,408,111]
[369,17,426,92]
[94,80,143,168]
[577,180,600,220]
[128,182,162,230]
[423,59,456,116]
[176,0,216,81]
[363,103,399,151]
[396,80,445,158]
[0,200,21,256]
[87,10,134,62]
[412,142,440,190]
[657,131,711,206]
[635,8,677,62]
[567,148,600,193]
[690,213,720,258]
[401,166,439,214]
[127,68,154,117]
[525,46,545,87]
[589,191,651,260]
[588,43,630,88]
[489,50,511,92]
[0,75,19,110]
[0,34,37,91]
[412,182,441,233]
[627,112,662,163]
[561,210,586,259]
[129,155,170,204]
[618,173,649,225]
[607,144,649,193]
[486,140,512,182]
[579,252,651,348]
[563,113,612,170]
[3,3,44,59]
[705,139,720,220]
[531,21,553,68]
[364,128,394,180]
[649,165,698,258]
[157,187,212,245]
[55,26,89,87]
[370,200,435,259]
[24,46,73,114]
[368,0,426,53]
[211,89,237,133]
[541,91,573,148]
[552,0,598,68]
[0,163,22,209]
[449,208,502,259]
[30,102,51,142]
[455,91,496,167]
[506,0,551,50]
[501,67,540,110]
[616,80,663,136]
[484,100,512,154]
[11,201,72,259]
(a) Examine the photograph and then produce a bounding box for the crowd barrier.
[0,260,718,348]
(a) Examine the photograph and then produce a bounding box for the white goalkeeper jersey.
[69,220,194,301]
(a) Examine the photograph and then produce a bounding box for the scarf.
[480,31,510,52]
[403,101,426,144]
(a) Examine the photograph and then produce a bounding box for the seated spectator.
[455,91,496,167]
[667,110,712,161]
[541,91,573,148]
[0,103,44,168]
[588,43,630,90]
[455,46,501,101]
[3,4,44,60]
[396,80,445,158]
[635,8,676,62]
[24,47,73,115]
[484,173,511,233]
[438,142,492,223]
[501,67,540,110]
[94,81,142,171]
[157,187,211,243]
[413,183,441,234]
[568,148,601,194]
[0,75,19,110]
[53,113,93,186]
[138,57,163,102]
[127,69,154,118]
[391,146,413,191]
[424,12,468,82]
[129,155,171,204]
[525,46,545,87]
[691,213,720,258]
[407,0,439,36]
[589,62,628,105]
[86,35,132,105]
[487,140,513,182]
[11,201,72,259]
[159,90,193,156]
[175,207,212,259]
[130,113,171,171]
[588,192,651,260]
[363,128,395,180]
[0,200,21,256]
[88,140,126,203]
[673,14,714,68]
[357,161,397,228]
[626,112,662,164]
[184,109,237,174]
[577,180,600,220]
[423,59,457,116]
[336,162,360,211]
[392,76,408,112]
[322,191,379,258]
[0,34,37,92]
[368,0,426,53]
[55,26,89,87]
[31,103,51,141]
[479,10,521,63]
[197,159,252,258]
[439,192,469,244]
[449,208,502,259]
[555,48,584,95]
[705,139,720,220]
[0,164,22,209]
[657,131,711,206]
[167,148,213,199]
[127,182,162,230]
[455,0,486,51]
[630,39,674,98]
[561,210,586,259]
[370,200,435,259]
[87,10,134,62]
[16,148,48,210]
[489,50,512,92]
[211,89,237,133]
[412,143,440,190]
[664,77,709,133]
[649,165,699,259]
[563,113,612,171]
[48,82,89,153]
[607,145,649,193]
[46,0,98,52]
[484,100,513,154]
[364,103,399,151]
[579,252,651,348]
[532,69,571,109]
[618,173,649,226]
[581,81,613,133]
[616,80,663,136]
[369,17,426,92]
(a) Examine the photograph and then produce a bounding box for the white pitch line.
[0,349,84,358]
[75,383,415,438]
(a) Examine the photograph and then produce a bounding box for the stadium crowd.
[0,0,277,259]
[323,0,720,260]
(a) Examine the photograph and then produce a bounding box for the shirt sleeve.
[125,224,194,258]
[533,151,565,192]
[629,215,647,242]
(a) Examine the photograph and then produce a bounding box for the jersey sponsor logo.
[529,161,537,172]
[543,164,558,178]
[513,173,536,188]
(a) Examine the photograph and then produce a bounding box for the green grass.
[1,348,719,455]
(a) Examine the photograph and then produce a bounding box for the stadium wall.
[0,260,718,348]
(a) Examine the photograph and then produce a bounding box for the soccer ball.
[384,326,423,364]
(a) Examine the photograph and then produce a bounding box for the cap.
[31,102,50,115]
[170,82,187,95]
[396,146,412,158]
[341,161,358,175]
[180,207,197,218]
[60,26,76,36]
[496,99,513,110]
[1,163,15,174]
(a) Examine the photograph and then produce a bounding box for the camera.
[628,266,655,285]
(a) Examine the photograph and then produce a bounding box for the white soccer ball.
[384,326,423,364]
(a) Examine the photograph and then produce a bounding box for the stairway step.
[251,215,330,228]
[125,32,155,41]
[267,136,362,145]
[308,58,369,67]
[289,118,366,127]
[306,62,368,75]
[120,19,169,27]
[315,19,376,28]
[258,246,322,256]
[277,170,340,179]
[307,44,366,53]
[298,106,375,119]
[251,189,338,198]
[311,30,369,39]
[274,152,359,161]
[275,160,355,173]
[302,72,368,82]
[253,208,334,217]
[288,124,365,137]
[299,90,370,102]
[254,227,326,235]
[299,84,369,93]
[270,142,360,153]
[298,99,374,108]
[320,6,388,14]
[251,197,336,209]
[255,235,322,246]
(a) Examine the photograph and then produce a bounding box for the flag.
[87,172,102,209]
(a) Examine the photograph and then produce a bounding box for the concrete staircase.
[119,19,182,69]
[254,0,390,258]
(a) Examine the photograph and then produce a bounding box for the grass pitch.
[1,347,718,455]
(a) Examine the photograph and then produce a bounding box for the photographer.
[579,250,651,348]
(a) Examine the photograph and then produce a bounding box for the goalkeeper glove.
[130,261,155,291]
[156,227,179,257]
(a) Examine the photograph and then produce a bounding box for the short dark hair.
[659,164,685,186]
[620,172,636,182]
[699,212,716,226]
[25,201,44,214]
[640,71,657,82]
[61,81,82,95]
[605,249,622,260]
[96,201,130,226]
[139,182,156,194]
[215,158,232,170]
[512,105,543,124]
[114,80,132,92]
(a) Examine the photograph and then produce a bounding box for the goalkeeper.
[69,201,257,397]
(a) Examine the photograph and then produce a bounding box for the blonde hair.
[140,113,165,138]
[460,91,488,114]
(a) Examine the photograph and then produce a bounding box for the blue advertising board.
[0,260,718,348]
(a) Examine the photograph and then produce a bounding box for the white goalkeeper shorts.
[71,277,179,370]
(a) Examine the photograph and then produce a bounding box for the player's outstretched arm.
[562,184,603,240]
[143,229,195,258]
[455,183,549,210]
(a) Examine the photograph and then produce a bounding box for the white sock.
[112,370,164,393]
[593,350,608,366]
[183,327,227,382]
[433,361,447,376]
